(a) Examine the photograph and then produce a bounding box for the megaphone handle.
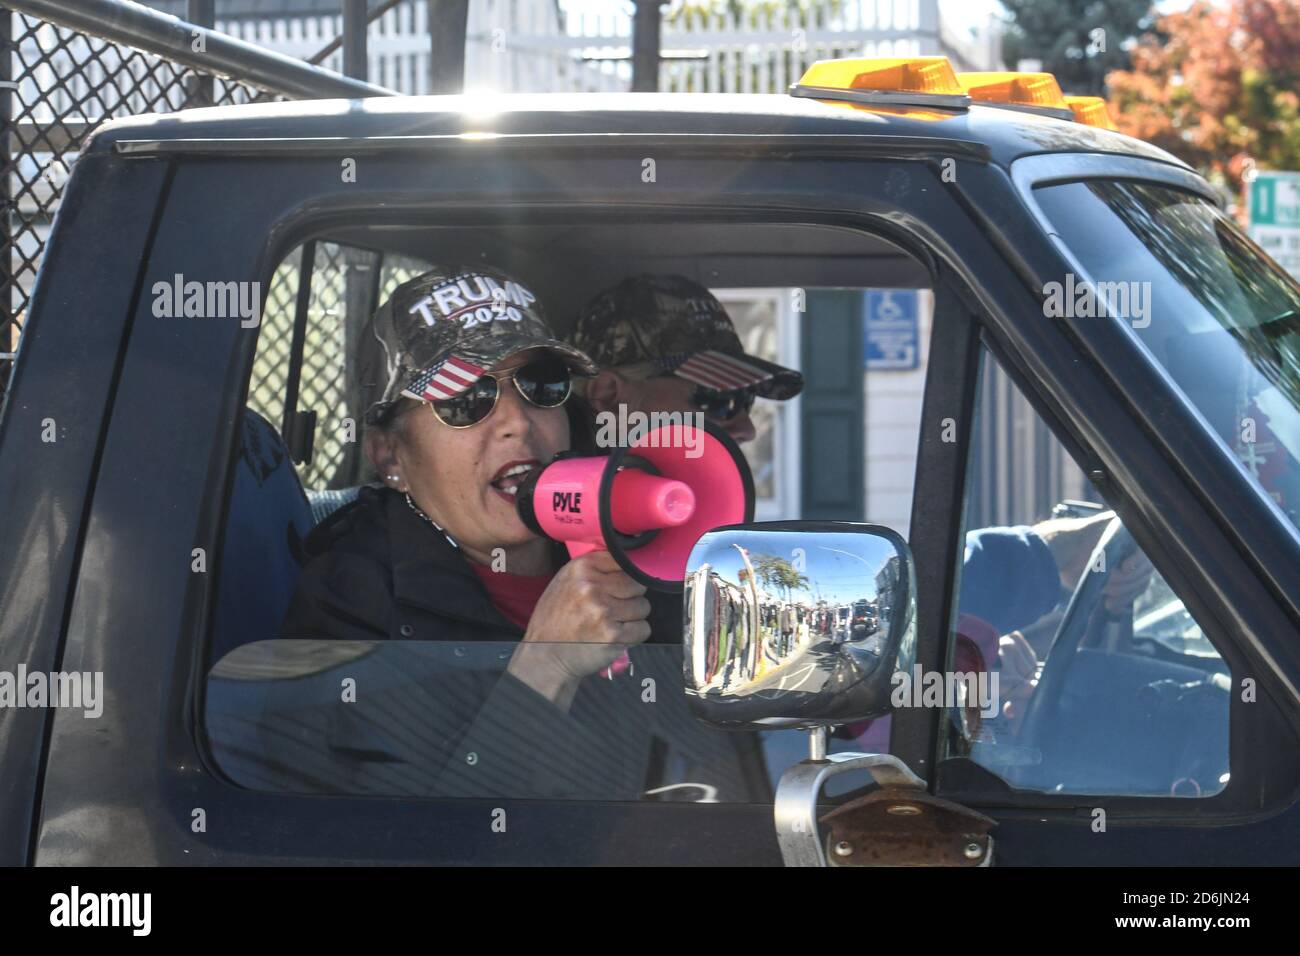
[563,540,632,679]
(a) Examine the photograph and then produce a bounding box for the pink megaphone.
[515,420,755,676]
[520,455,696,548]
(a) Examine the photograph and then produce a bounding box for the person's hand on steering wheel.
[1033,511,1115,588]
[998,630,1038,732]
[1100,550,1154,616]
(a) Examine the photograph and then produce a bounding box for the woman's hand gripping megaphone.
[514,451,695,679]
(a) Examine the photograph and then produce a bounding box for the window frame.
[920,206,1300,832]
[36,139,1300,865]
[1008,155,1300,672]
[938,338,1241,803]
[37,144,979,865]
[1021,161,1300,558]
[250,238,394,490]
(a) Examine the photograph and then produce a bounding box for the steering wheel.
[1016,517,1136,755]
[1003,520,1228,796]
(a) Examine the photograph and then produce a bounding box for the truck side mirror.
[683,522,916,730]
[683,523,987,868]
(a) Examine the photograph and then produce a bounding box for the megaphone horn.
[516,419,755,592]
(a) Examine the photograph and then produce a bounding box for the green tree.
[1001,0,1155,96]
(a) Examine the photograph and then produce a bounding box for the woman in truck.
[280,264,666,712]
[275,266,762,801]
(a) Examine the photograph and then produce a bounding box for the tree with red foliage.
[1106,0,1300,200]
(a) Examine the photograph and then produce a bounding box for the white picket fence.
[217,0,618,95]
[215,0,1001,97]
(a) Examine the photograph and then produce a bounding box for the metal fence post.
[0,6,12,388]
[342,0,367,83]
[427,0,467,93]
[185,0,214,106]
[917,0,939,56]
[631,0,662,92]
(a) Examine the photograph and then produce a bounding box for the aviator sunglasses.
[428,354,573,428]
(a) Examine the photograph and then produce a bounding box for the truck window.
[206,221,942,802]
[1033,180,1300,537]
[206,638,776,801]
[941,347,1230,798]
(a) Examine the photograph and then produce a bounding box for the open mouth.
[489,459,539,502]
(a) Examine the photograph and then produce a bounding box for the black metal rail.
[3,0,397,100]
[0,0,403,406]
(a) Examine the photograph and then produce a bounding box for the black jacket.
[281,484,683,644]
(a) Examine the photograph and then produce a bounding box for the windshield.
[1034,179,1300,534]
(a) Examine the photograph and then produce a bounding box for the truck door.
[888,157,1300,865]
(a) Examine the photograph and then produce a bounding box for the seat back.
[211,410,315,665]
[307,486,363,525]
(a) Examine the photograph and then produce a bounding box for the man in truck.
[569,274,805,449]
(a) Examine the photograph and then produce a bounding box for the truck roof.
[89,92,1187,172]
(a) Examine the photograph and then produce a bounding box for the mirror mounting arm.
[807,727,827,761]
[774,751,926,867]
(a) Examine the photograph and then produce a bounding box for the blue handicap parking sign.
[864,289,919,370]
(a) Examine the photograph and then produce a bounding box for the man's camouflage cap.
[362,265,597,424]
[570,274,803,399]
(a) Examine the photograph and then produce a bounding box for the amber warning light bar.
[790,56,1119,131]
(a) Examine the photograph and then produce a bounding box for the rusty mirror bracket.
[774,730,995,867]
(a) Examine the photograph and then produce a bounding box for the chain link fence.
[0,9,292,395]
[249,240,434,491]
[1,0,401,496]
[254,243,372,491]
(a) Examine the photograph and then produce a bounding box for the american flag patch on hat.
[402,354,486,402]
[660,349,774,391]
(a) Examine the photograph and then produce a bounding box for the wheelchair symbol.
[875,291,903,322]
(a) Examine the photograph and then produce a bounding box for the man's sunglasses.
[689,384,757,422]
[429,355,573,428]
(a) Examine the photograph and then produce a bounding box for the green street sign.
[1248,171,1300,279]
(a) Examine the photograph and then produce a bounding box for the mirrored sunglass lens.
[695,387,753,421]
[434,377,498,426]
[515,358,571,408]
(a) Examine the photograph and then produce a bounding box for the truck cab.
[1,56,1298,866]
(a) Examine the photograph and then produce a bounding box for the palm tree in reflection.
[751,553,810,603]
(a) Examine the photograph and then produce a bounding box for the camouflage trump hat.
[363,265,597,424]
[570,274,803,399]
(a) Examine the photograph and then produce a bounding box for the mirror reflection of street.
[686,536,896,700]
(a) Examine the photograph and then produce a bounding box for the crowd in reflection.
[687,563,886,694]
